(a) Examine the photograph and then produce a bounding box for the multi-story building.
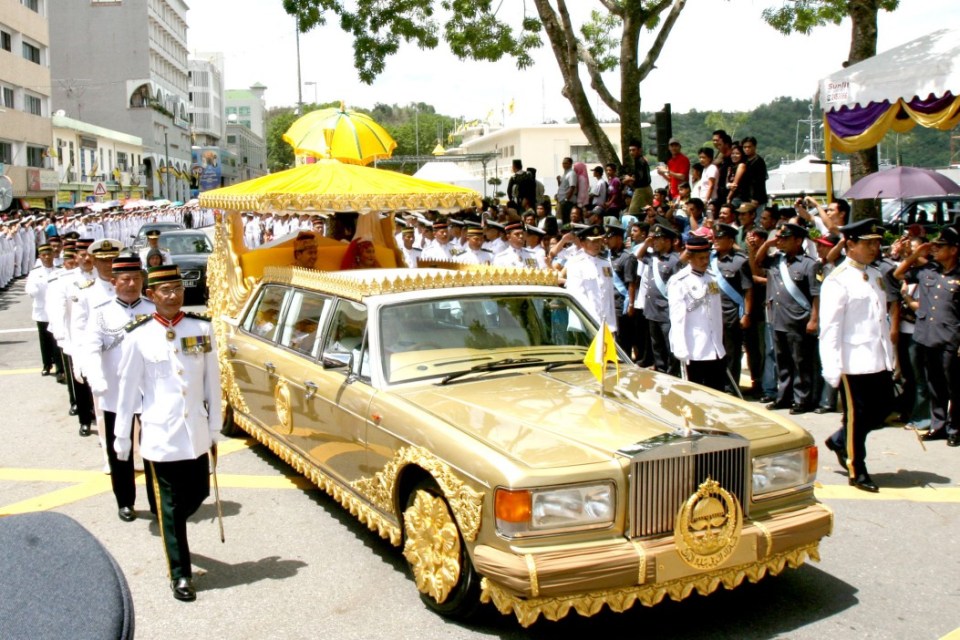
[0,0,57,210]
[52,114,146,207]
[224,82,267,139]
[49,0,192,202]
[225,120,267,183]
[188,52,224,146]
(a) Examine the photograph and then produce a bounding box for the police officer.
[563,224,618,334]
[605,223,638,352]
[820,220,895,492]
[493,221,546,268]
[638,222,682,376]
[752,222,820,413]
[114,265,222,601]
[668,234,726,390]
[711,224,754,394]
[894,225,960,447]
[81,255,157,519]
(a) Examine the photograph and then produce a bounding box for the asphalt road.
[1,276,958,640]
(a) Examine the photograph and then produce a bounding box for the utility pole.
[164,131,170,200]
[295,16,303,115]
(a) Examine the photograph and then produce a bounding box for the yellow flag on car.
[584,324,618,384]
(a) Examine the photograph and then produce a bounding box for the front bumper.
[475,502,833,626]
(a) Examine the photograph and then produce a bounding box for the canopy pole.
[823,113,834,200]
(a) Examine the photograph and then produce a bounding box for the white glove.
[114,437,131,462]
[88,377,108,396]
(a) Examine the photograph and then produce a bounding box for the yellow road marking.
[0,478,113,516]
[940,628,960,640]
[815,483,960,503]
[0,368,43,376]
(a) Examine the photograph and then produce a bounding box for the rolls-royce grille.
[625,434,750,539]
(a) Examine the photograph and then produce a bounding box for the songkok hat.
[839,219,885,241]
[293,231,316,252]
[112,255,142,273]
[503,220,524,233]
[432,219,449,230]
[147,264,181,288]
[464,222,484,236]
[38,243,52,254]
[62,248,77,258]
[400,226,415,236]
[76,238,95,251]
[685,235,712,252]
[90,238,122,259]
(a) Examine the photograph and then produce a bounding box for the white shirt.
[455,247,493,265]
[667,265,725,364]
[114,314,222,462]
[493,246,546,269]
[818,260,894,388]
[25,264,57,322]
[697,163,719,202]
[565,252,617,333]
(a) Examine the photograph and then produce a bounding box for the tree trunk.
[619,13,644,168]
[847,0,880,221]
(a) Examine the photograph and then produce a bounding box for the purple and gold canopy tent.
[819,27,960,195]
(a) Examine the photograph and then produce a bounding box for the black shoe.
[824,439,847,469]
[765,401,790,411]
[68,404,78,416]
[171,577,196,602]
[814,406,833,414]
[790,405,812,415]
[41,368,51,376]
[921,429,947,442]
[118,507,136,522]
[79,423,91,437]
[758,395,776,404]
[948,433,960,447]
[56,373,66,384]
[849,473,879,493]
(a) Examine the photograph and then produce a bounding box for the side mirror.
[321,351,351,370]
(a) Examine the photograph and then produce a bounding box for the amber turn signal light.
[495,488,532,523]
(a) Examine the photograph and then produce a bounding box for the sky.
[186,0,958,125]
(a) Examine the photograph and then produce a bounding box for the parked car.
[214,260,833,626]
[158,229,212,302]
[129,222,184,252]
[881,195,960,231]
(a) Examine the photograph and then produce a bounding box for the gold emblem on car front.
[674,478,742,570]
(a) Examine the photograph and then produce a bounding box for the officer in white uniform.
[668,234,726,390]
[493,221,547,269]
[398,227,422,267]
[25,243,61,376]
[420,220,463,262]
[114,264,221,602]
[563,224,618,334]
[820,220,895,493]
[81,255,156,521]
[138,229,172,265]
[455,223,493,265]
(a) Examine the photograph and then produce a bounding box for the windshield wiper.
[440,357,545,385]
[543,359,588,372]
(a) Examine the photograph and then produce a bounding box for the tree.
[283,0,691,168]
[763,0,900,219]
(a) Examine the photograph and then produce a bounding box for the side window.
[320,299,368,374]
[242,285,288,343]
[278,290,331,359]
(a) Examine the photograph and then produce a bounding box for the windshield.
[160,234,213,254]
[379,294,602,384]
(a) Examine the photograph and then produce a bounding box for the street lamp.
[304,81,317,105]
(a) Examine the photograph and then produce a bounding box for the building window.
[225,106,236,115]
[22,42,40,64]
[240,120,251,129]
[27,145,44,168]
[1,87,13,109]
[22,0,39,12]
[226,135,236,144]
[117,151,128,170]
[239,106,250,116]
[0,141,12,164]
[1,31,11,52]
[25,94,42,116]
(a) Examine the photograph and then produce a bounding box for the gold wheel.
[402,489,462,604]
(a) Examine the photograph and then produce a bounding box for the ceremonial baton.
[211,444,225,543]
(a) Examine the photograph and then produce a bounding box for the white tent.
[766,155,851,198]
[413,161,485,194]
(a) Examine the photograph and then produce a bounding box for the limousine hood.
[390,367,793,469]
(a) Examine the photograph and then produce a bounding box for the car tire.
[221,403,244,438]
[402,481,482,620]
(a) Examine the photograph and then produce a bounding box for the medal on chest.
[153,311,185,342]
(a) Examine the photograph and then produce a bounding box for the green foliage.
[761,0,899,35]
[580,10,621,73]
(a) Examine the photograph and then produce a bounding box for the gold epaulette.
[78,279,96,289]
[125,314,151,332]
[184,311,211,322]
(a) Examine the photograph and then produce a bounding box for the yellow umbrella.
[282,103,398,166]
[198,159,480,214]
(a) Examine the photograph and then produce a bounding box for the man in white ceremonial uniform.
[25,243,62,377]
[114,264,221,602]
[419,220,463,261]
[243,213,262,248]
[481,220,507,256]
[81,255,156,521]
[398,227,422,267]
[820,220,895,493]
[455,223,493,265]
[668,235,726,390]
[493,221,547,269]
[563,224,617,334]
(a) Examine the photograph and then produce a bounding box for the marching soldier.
[26,244,62,377]
[820,220,895,492]
[81,255,157,519]
[668,235,726,390]
[114,265,222,602]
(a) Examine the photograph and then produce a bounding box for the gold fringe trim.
[233,412,402,546]
[480,542,821,627]
[262,264,558,302]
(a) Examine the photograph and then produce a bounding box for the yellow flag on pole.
[583,323,619,384]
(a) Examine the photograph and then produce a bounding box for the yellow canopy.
[198,159,481,214]
[282,105,397,166]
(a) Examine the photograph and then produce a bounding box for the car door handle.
[304,381,317,400]
[264,362,276,376]
[227,344,238,356]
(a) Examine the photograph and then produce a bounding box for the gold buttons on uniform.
[177,368,184,375]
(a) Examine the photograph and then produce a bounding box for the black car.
[882,195,960,231]
[158,230,213,302]
[131,222,184,252]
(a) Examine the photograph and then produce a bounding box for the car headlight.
[752,446,817,498]
[495,482,615,538]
